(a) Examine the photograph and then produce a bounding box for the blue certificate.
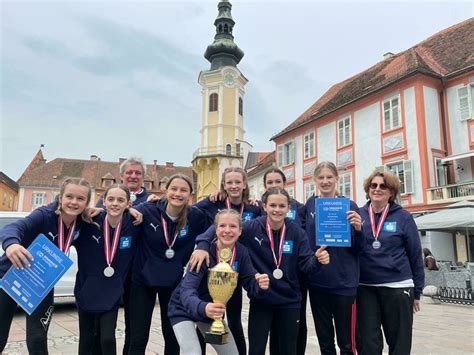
[316,197,351,247]
[0,234,73,314]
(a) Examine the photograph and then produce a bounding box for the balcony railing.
[193,145,243,160]
[427,181,474,203]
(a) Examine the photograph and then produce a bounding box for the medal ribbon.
[57,216,76,254]
[160,216,179,249]
[225,198,244,217]
[368,204,390,241]
[265,217,286,269]
[215,242,236,268]
[103,217,122,267]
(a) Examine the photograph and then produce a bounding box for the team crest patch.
[286,209,296,220]
[282,240,293,254]
[120,236,132,249]
[178,225,189,238]
[242,212,254,221]
[383,221,397,232]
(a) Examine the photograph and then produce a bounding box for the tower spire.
[204,0,244,70]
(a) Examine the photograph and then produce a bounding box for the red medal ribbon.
[160,216,179,249]
[225,198,244,217]
[103,217,122,267]
[265,217,286,269]
[368,204,390,242]
[57,216,76,254]
[215,242,237,268]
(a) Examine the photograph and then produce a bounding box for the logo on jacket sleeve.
[282,240,293,254]
[120,236,132,249]
[383,221,397,232]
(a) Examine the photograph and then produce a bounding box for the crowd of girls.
[0,159,424,355]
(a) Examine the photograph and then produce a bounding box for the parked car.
[0,211,77,298]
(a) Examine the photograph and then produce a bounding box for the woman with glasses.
[357,171,424,355]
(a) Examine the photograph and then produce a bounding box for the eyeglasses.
[369,182,388,190]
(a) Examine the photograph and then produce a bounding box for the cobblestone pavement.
[3,297,473,354]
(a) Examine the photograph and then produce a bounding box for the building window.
[383,96,401,131]
[209,93,218,112]
[304,181,315,201]
[52,191,59,202]
[457,85,473,120]
[238,97,243,116]
[338,173,352,198]
[286,185,295,199]
[338,116,351,147]
[2,192,6,206]
[435,158,447,187]
[277,141,294,166]
[8,195,13,209]
[144,181,153,190]
[386,160,413,194]
[225,144,232,155]
[236,143,241,156]
[304,131,315,159]
[31,192,47,206]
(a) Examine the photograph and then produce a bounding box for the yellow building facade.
[192,0,248,200]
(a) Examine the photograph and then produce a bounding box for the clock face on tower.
[224,73,236,87]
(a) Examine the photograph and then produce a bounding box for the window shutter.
[458,87,471,120]
[403,160,414,193]
[289,141,295,164]
[277,145,284,167]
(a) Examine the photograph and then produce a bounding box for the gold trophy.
[205,247,239,344]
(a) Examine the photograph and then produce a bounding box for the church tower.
[192,0,248,201]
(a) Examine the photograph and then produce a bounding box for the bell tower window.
[209,93,218,112]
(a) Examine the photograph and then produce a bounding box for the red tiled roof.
[0,172,19,191]
[272,18,474,140]
[17,157,194,192]
[247,151,276,178]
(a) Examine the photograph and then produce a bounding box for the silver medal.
[372,240,382,249]
[165,248,175,259]
[130,193,137,202]
[273,268,283,280]
[104,266,115,277]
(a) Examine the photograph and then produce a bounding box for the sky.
[0,0,472,180]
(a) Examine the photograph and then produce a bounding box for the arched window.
[224,24,229,33]
[226,144,232,155]
[209,93,218,112]
[218,24,223,33]
[238,97,243,115]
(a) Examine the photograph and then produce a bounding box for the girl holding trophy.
[191,188,330,355]
[0,177,93,354]
[169,209,269,354]
[74,184,141,355]
[195,166,261,355]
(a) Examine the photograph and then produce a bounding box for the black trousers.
[356,286,414,355]
[78,308,118,355]
[128,282,178,355]
[308,288,356,355]
[0,288,54,355]
[269,281,307,355]
[121,269,132,355]
[248,304,300,355]
[226,285,246,355]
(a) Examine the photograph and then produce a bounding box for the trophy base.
[205,331,229,345]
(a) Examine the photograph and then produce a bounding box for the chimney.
[90,155,99,161]
[165,162,174,169]
[153,160,158,172]
[383,52,394,60]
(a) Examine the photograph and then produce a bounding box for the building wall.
[0,183,18,211]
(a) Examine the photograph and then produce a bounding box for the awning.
[441,151,474,163]
[415,201,474,230]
